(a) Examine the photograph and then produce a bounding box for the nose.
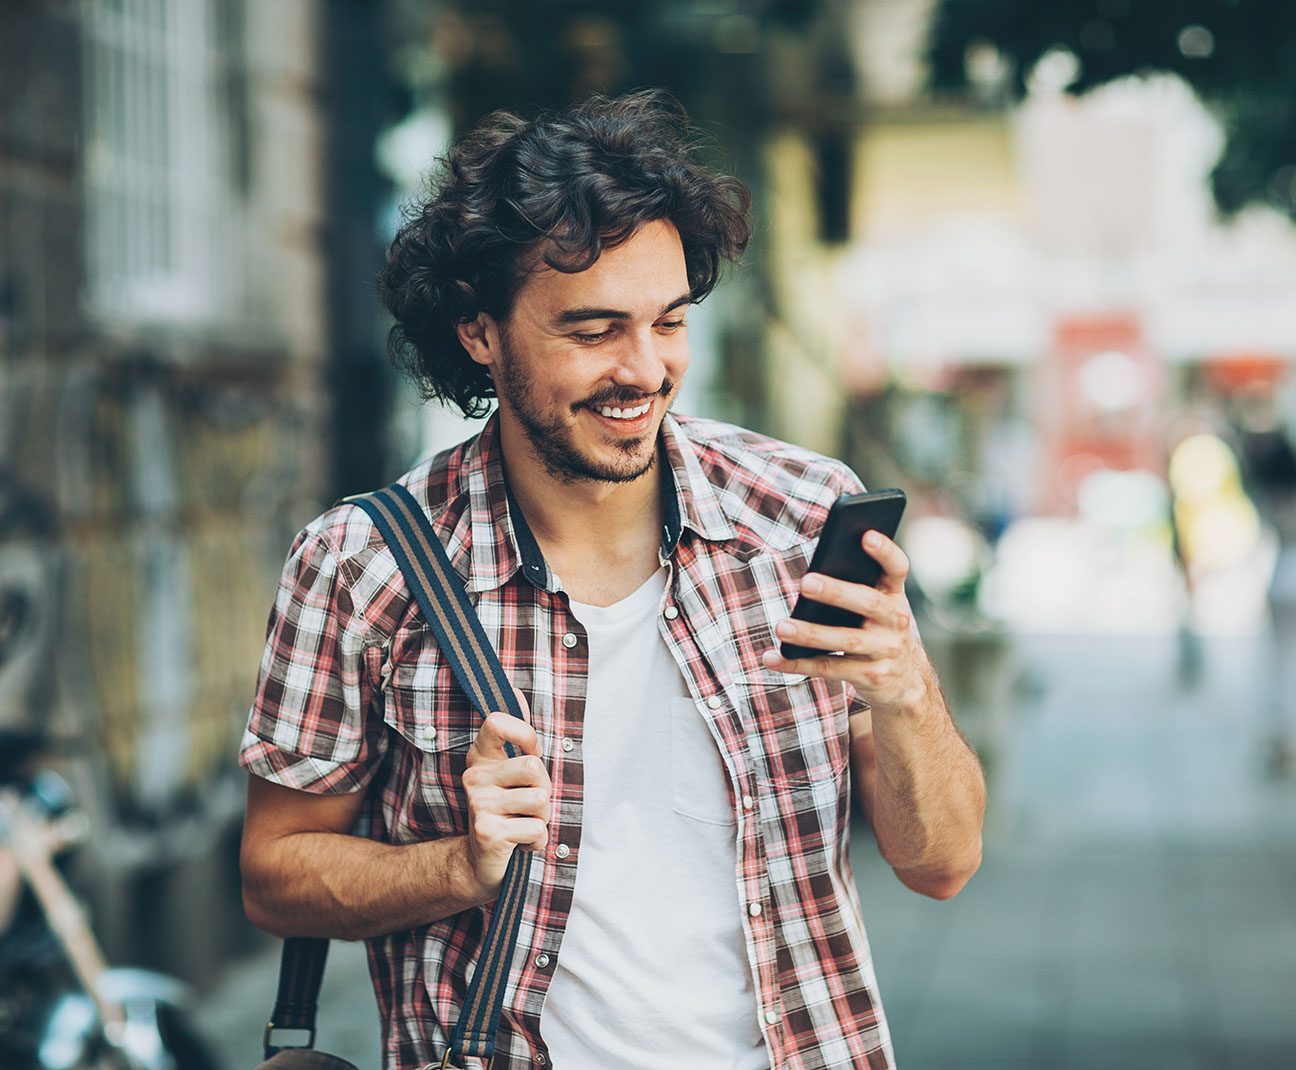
[611,326,671,393]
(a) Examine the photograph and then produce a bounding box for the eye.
[572,328,612,344]
[659,319,686,332]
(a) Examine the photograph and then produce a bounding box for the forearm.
[241,830,492,940]
[852,661,985,899]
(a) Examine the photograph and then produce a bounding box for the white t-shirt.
[540,569,770,1069]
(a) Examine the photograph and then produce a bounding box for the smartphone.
[779,488,907,660]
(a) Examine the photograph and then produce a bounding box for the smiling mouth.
[595,401,653,420]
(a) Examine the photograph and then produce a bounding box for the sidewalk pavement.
[196,632,1296,1069]
[854,632,1296,1070]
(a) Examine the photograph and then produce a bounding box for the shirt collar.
[658,412,738,550]
[457,411,737,594]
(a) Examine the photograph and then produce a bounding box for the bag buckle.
[264,1020,316,1054]
[438,1052,497,1070]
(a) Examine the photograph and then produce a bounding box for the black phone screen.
[779,489,907,660]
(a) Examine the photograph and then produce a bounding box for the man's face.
[478,220,692,485]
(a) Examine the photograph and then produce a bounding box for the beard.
[494,330,676,485]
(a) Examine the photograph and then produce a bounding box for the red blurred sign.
[1035,313,1167,514]
[1201,352,1287,395]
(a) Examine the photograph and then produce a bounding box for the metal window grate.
[84,0,244,326]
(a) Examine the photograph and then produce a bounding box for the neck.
[505,442,664,548]
[499,422,667,605]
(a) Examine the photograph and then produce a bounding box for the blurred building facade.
[0,0,386,983]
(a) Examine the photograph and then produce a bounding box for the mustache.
[575,381,675,410]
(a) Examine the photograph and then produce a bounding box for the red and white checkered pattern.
[241,413,895,1070]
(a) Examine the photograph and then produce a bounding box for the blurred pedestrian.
[238,91,984,1070]
[1168,431,1264,685]
[1237,394,1296,776]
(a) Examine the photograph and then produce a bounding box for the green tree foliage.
[927,0,1296,220]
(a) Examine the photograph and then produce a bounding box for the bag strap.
[264,936,329,1054]
[264,482,534,1066]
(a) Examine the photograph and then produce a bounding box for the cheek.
[665,335,691,380]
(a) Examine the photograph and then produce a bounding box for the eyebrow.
[553,291,693,325]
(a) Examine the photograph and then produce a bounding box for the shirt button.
[562,632,578,648]
[561,738,575,753]
[707,695,723,711]
[741,794,754,810]
[748,902,763,917]
[764,1010,780,1025]
[417,725,437,746]
[663,604,679,620]
[536,1052,548,1066]
[534,953,551,969]
[555,844,571,859]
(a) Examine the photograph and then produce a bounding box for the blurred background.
[2,1,1294,1067]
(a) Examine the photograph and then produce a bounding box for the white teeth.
[599,402,650,420]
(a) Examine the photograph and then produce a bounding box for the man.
[240,91,984,1070]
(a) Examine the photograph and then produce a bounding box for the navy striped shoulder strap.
[266,483,533,1068]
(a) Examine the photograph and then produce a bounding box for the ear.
[456,314,499,368]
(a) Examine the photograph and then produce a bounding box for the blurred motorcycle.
[0,749,220,1070]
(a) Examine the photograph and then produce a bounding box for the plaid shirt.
[241,413,896,1070]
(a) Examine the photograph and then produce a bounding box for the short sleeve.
[239,525,387,793]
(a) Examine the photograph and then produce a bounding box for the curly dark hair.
[378,90,752,417]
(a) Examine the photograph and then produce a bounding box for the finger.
[861,531,910,594]
[508,817,549,853]
[762,645,856,679]
[799,573,911,631]
[472,710,541,760]
[473,815,549,854]
[762,645,902,688]
[773,617,906,661]
[471,780,551,818]
[480,753,551,791]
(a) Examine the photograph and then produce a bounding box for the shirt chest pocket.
[382,656,479,839]
[737,671,850,791]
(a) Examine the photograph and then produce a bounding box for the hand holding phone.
[779,489,907,660]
